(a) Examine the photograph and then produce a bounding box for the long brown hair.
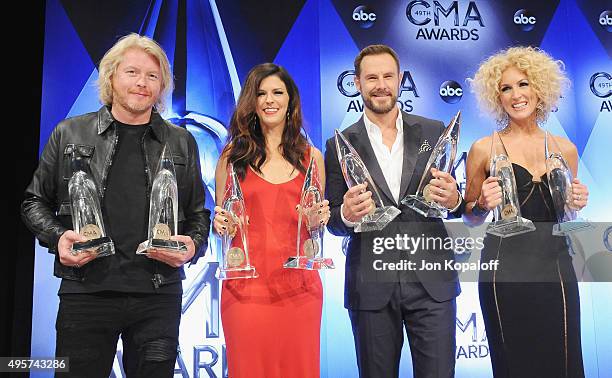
[223,63,309,180]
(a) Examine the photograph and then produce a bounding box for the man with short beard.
[324,44,463,378]
[21,34,210,377]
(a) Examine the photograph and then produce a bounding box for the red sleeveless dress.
[221,159,323,378]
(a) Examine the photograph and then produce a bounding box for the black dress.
[479,163,585,378]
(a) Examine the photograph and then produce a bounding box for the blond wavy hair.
[97,33,174,113]
[469,46,569,125]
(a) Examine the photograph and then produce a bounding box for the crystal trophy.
[545,132,592,235]
[216,163,258,280]
[486,131,536,238]
[136,145,187,254]
[68,165,115,257]
[284,157,335,270]
[402,110,461,218]
[334,130,401,232]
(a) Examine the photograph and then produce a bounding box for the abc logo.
[600,11,612,32]
[514,9,536,31]
[439,81,463,104]
[352,5,377,29]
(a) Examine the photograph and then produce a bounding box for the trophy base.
[216,266,258,280]
[486,217,536,238]
[355,206,401,233]
[283,256,335,270]
[135,239,187,254]
[72,236,115,257]
[402,195,448,218]
[552,218,593,236]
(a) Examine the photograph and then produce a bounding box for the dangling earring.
[250,113,259,132]
[535,102,547,126]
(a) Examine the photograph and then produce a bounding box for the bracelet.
[471,201,489,217]
[447,190,463,211]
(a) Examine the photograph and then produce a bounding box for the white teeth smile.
[512,102,527,109]
[263,108,278,114]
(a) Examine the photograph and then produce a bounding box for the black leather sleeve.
[181,130,211,265]
[21,123,68,253]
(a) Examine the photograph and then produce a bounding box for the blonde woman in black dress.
[464,46,589,378]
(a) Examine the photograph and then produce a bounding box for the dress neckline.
[511,162,547,182]
[248,166,302,186]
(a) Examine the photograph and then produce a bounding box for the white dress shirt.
[363,110,405,204]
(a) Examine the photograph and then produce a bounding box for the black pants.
[55,292,181,378]
[349,280,456,378]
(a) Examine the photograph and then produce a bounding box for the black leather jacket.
[21,106,211,285]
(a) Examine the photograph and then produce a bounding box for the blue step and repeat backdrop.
[34,0,611,377]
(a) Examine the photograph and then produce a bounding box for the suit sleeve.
[324,137,352,237]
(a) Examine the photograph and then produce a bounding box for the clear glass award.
[402,110,461,218]
[68,169,115,257]
[486,131,536,238]
[545,132,592,235]
[136,145,187,254]
[334,130,401,232]
[284,157,335,270]
[216,163,258,280]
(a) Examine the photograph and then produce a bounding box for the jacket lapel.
[398,114,423,200]
[347,119,396,206]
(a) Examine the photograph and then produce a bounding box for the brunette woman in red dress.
[213,63,329,378]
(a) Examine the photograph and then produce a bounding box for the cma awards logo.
[600,10,612,32]
[405,0,484,41]
[352,5,377,29]
[439,80,463,103]
[590,72,612,112]
[337,70,419,113]
[456,312,489,359]
[513,9,536,32]
[175,261,228,378]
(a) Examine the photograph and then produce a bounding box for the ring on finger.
[577,194,582,201]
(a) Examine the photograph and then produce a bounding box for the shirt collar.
[97,105,166,142]
[362,106,403,136]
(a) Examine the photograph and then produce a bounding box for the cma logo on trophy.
[590,72,612,112]
[405,0,484,41]
[439,80,463,104]
[600,10,612,32]
[337,70,420,113]
[352,5,377,29]
[513,9,536,32]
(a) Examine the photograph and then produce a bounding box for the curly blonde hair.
[469,46,569,125]
[97,33,174,113]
